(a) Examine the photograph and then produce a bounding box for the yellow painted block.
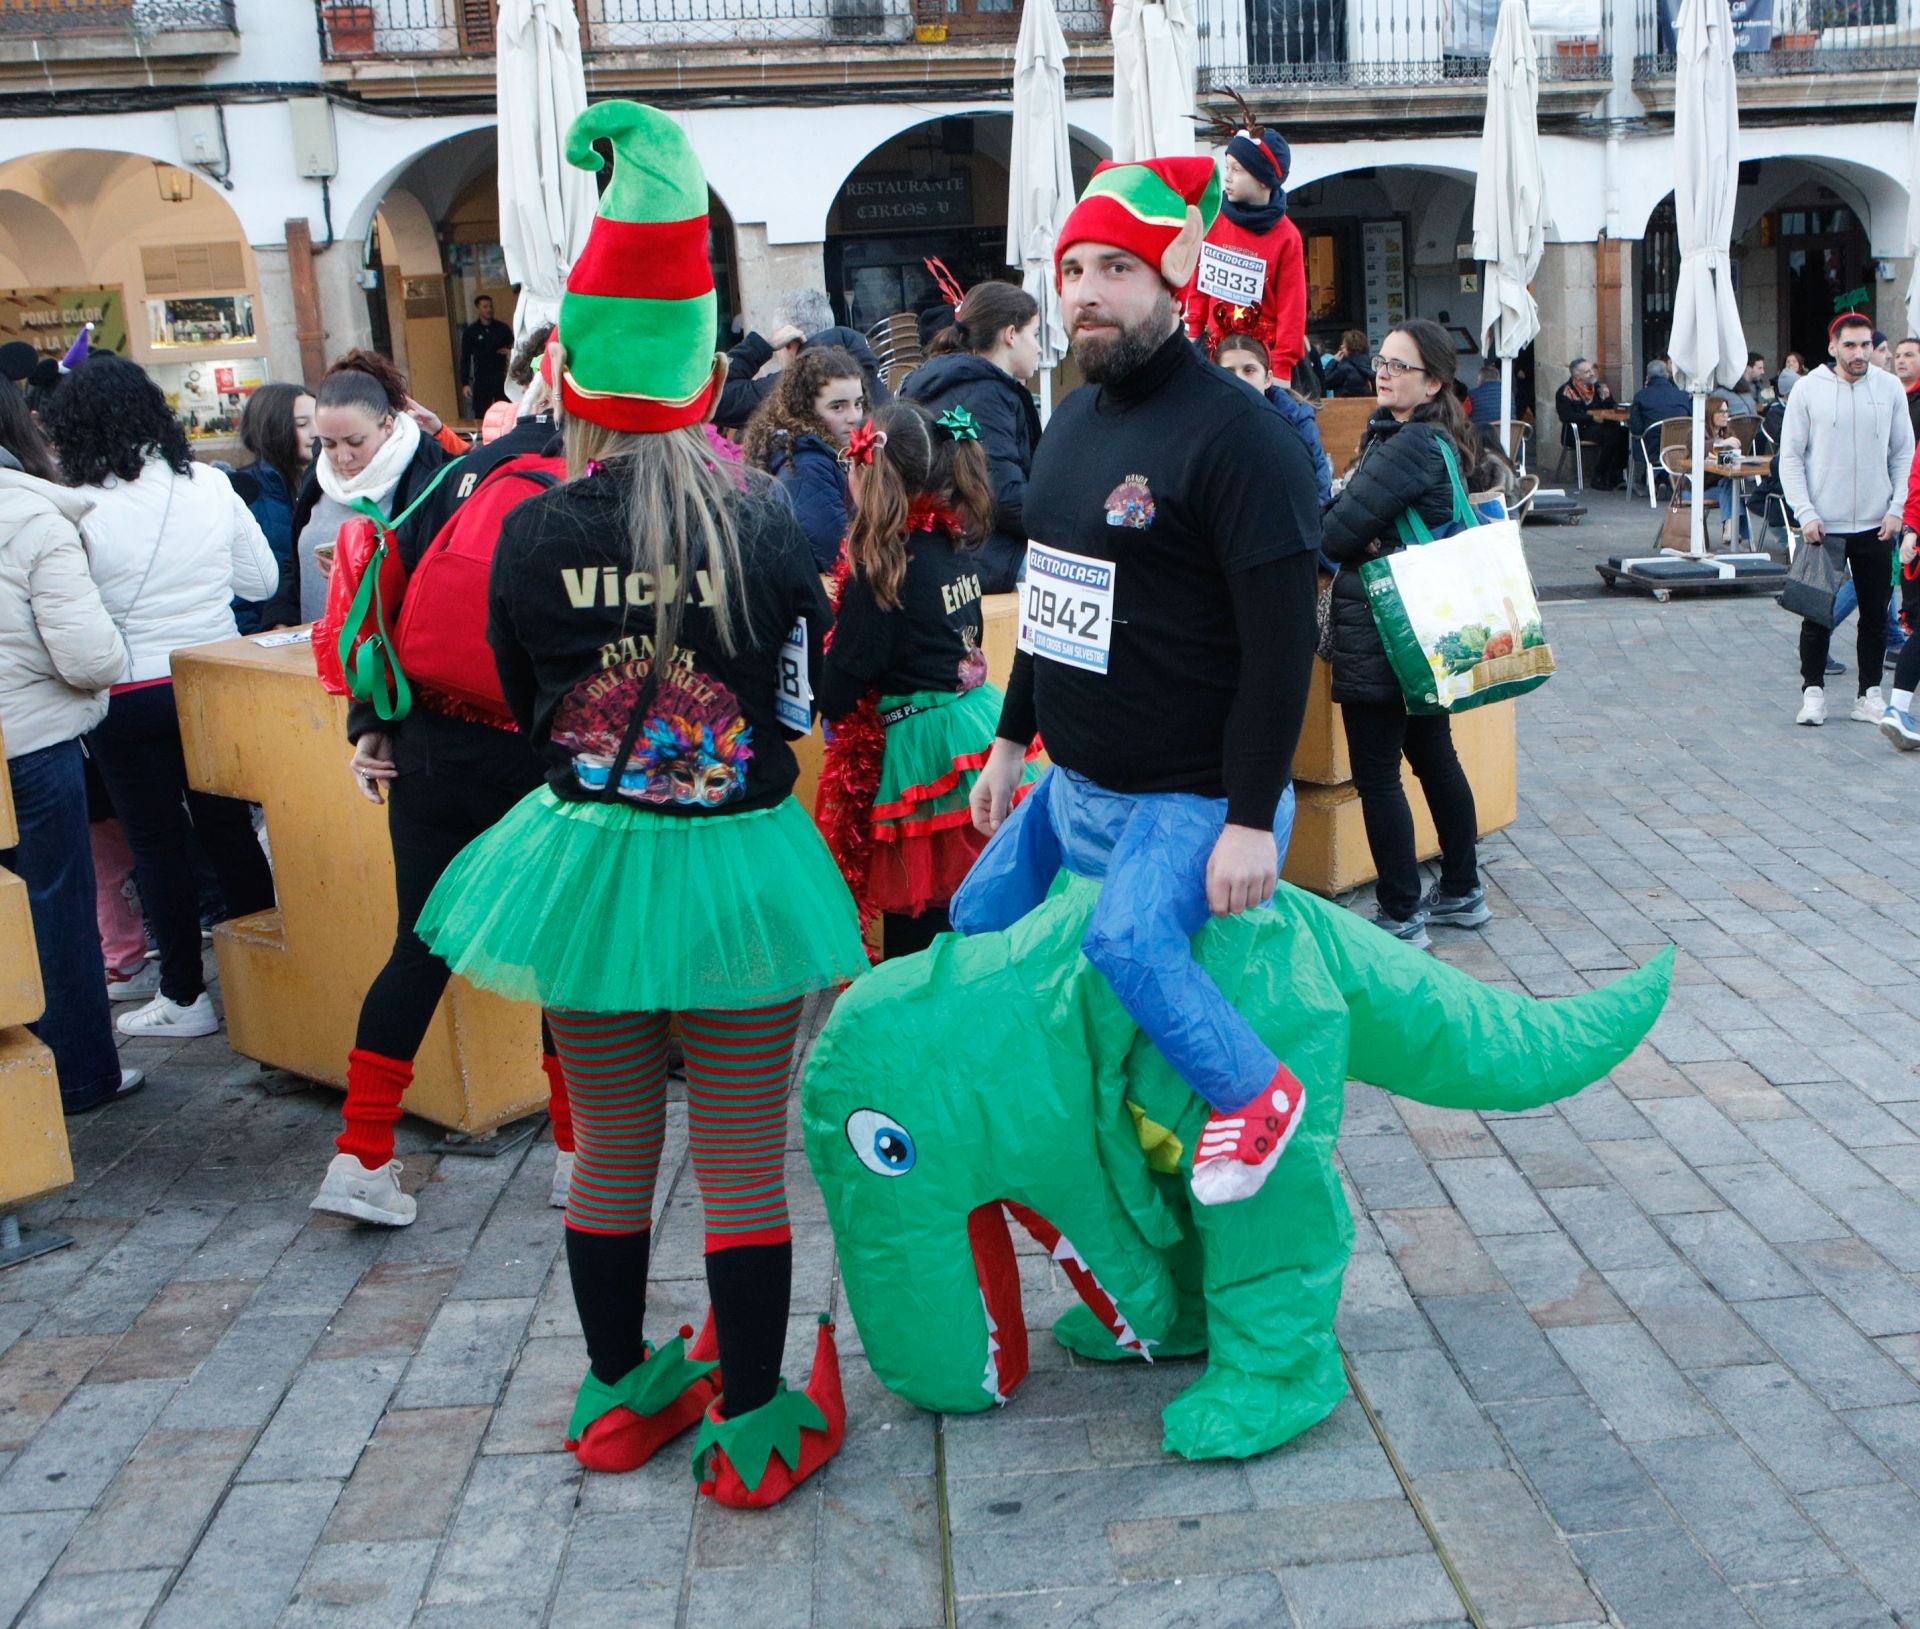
[0,1026,71,1209]
[0,870,45,1031]
[173,636,544,1135]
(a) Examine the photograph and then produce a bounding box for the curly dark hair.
[43,356,191,485]
[740,346,866,470]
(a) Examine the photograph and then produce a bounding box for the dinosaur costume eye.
[847,1109,916,1176]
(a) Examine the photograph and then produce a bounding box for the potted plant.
[323,1,378,56]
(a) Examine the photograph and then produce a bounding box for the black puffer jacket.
[901,351,1042,592]
[1320,412,1461,706]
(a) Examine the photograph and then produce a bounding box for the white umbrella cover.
[1110,0,1196,163]
[1009,0,1075,410]
[496,0,597,347]
[1668,0,1748,553]
[1472,0,1549,455]
[1904,74,1920,342]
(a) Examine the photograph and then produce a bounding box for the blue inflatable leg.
[950,769,1063,937]
[1081,792,1293,1116]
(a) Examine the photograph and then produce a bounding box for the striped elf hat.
[555,101,722,432]
[1055,157,1222,291]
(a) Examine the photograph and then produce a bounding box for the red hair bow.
[845,420,886,466]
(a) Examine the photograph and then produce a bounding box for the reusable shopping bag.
[1360,437,1554,715]
[1778,534,1847,629]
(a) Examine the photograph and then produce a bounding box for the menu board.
[1362,221,1408,347]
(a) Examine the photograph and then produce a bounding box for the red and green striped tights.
[546,1000,804,1417]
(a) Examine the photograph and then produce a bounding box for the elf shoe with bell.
[566,1312,721,1474]
[693,1316,845,1509]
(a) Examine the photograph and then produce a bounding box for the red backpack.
[390,453,565,723]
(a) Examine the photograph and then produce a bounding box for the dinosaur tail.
[1307,902,1674,1114]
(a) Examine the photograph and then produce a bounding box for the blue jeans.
[951,768,1297,1115]
[2,740,120,1111]
[1833,580,1905,648]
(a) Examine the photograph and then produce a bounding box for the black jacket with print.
[486,462,831,814]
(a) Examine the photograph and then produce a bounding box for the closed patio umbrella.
[1667,0,1748,556]
[1472,0,1549,463]
[1009,0,1075,420]
[1111,0,1196,163]
[1904,75,1920,342]
[496,0,597,347]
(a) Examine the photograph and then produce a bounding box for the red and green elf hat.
[556,101,721,432]
[1055,157,1222,290]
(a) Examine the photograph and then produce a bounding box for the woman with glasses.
[742,346,867,570]
[1319,320,1494,951]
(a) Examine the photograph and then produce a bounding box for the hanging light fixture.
[155,163,194,205]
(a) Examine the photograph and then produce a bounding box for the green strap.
[334,461,460,723]
[1392,435,1480,549]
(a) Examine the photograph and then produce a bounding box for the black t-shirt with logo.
[487,462,831,814]
[817,528,987,720]
[1000,330,1321,827]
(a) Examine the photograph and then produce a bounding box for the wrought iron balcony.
[318,0,1108,57]
[0,0,235,33]
[1631,0,1920,76]
[1196,0,1612,88]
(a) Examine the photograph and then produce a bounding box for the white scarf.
[315,408,422,517]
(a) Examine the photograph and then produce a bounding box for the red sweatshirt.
[1184,211,1307,376]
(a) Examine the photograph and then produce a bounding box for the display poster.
[1362,221,1409,346]
[0,286,127,358]
[150,355,269,441]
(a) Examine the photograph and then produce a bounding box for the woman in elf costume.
[816,401,1042,958]
[414,100,867,1509]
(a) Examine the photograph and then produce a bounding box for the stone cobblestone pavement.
[6,587,1920,1628]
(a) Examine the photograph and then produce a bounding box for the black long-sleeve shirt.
[996,329,1321,829]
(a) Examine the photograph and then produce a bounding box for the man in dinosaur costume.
[803,877,1671,1459]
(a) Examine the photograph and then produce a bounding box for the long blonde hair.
[564,416,750,660]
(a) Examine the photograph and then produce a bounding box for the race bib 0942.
[1017,544,1117,674]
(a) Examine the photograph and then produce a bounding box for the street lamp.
[155,164,194,205]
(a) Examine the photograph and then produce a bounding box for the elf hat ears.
[1160,206,1207,290]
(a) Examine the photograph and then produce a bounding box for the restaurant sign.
[0,286,127,358]
[842,172,974,231]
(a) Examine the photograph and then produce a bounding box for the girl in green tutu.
[415,100,866,1509]
[815,400,1042,959]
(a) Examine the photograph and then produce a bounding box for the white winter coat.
[0,463,126,759]
[79,458,278,685]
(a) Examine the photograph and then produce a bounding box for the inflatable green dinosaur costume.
[803,876,1671,1461]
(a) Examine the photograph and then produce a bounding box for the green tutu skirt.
[415,788,868,1013]
[873,685,1040,840]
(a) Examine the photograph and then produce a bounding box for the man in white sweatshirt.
[1779,312,1915,725]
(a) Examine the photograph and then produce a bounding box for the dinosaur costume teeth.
[803,874,1672,1461]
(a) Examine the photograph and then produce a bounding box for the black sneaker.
[1419,885,1493,928]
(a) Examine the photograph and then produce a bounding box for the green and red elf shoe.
[692,1317,846,1509]
[566,1312,721,1474]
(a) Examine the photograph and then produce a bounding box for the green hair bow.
[935,406,981,443]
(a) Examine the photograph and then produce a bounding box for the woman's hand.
[405,396,443,436]
[1902,533,1918,568]
[350,732,396,805]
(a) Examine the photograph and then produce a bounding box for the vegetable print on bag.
[1018,542,1117,674]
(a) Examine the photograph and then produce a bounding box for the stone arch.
[1620,136,1910,253]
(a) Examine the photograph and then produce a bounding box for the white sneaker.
[310,1152,416,1227]
[115,991,217,1038]
[1796,686,1826,726]
[1851,690,1884,724]
[549,1149,575,1210]
[106,963,162,1002]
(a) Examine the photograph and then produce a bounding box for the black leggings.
[355,765,534,1059]
[86,683,276,1005]
[1341,697,1479,923]
[882,905,951,962]
[1800,532,1894,694]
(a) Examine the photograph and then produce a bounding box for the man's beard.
[1072,288,1175,384]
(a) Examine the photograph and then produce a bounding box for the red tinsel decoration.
[905,497,965,535]
[814,548,886,956]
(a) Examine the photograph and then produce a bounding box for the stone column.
[732,226,829,334]
[311,241,374,365]
[1535,239,1601,385]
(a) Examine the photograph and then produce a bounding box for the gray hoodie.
[1777,362,1914,535]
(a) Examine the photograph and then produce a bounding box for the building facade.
[0,0,1913,438]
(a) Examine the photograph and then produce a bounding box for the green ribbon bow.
[935,405,981,443]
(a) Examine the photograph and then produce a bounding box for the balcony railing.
[0,0,234,33]
[1196,0,1611,88]
[319,0,1108,56]
[1632,0,1920,74]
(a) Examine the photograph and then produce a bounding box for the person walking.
[964,153,1323,1207]
[43,357,279,1039]
[1780,312,1914,725]
[459,294,514,418]
[228,382,315,633]
[899,281,1043,591]
[415,102,866,1506]
[742,346,868,569]
[0,377,141,1112]
[1319,320,1494,951]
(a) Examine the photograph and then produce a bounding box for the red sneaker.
[566,1312,721,1474]
[1190,1065,1306,1206]
[695,1317,846,1509]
